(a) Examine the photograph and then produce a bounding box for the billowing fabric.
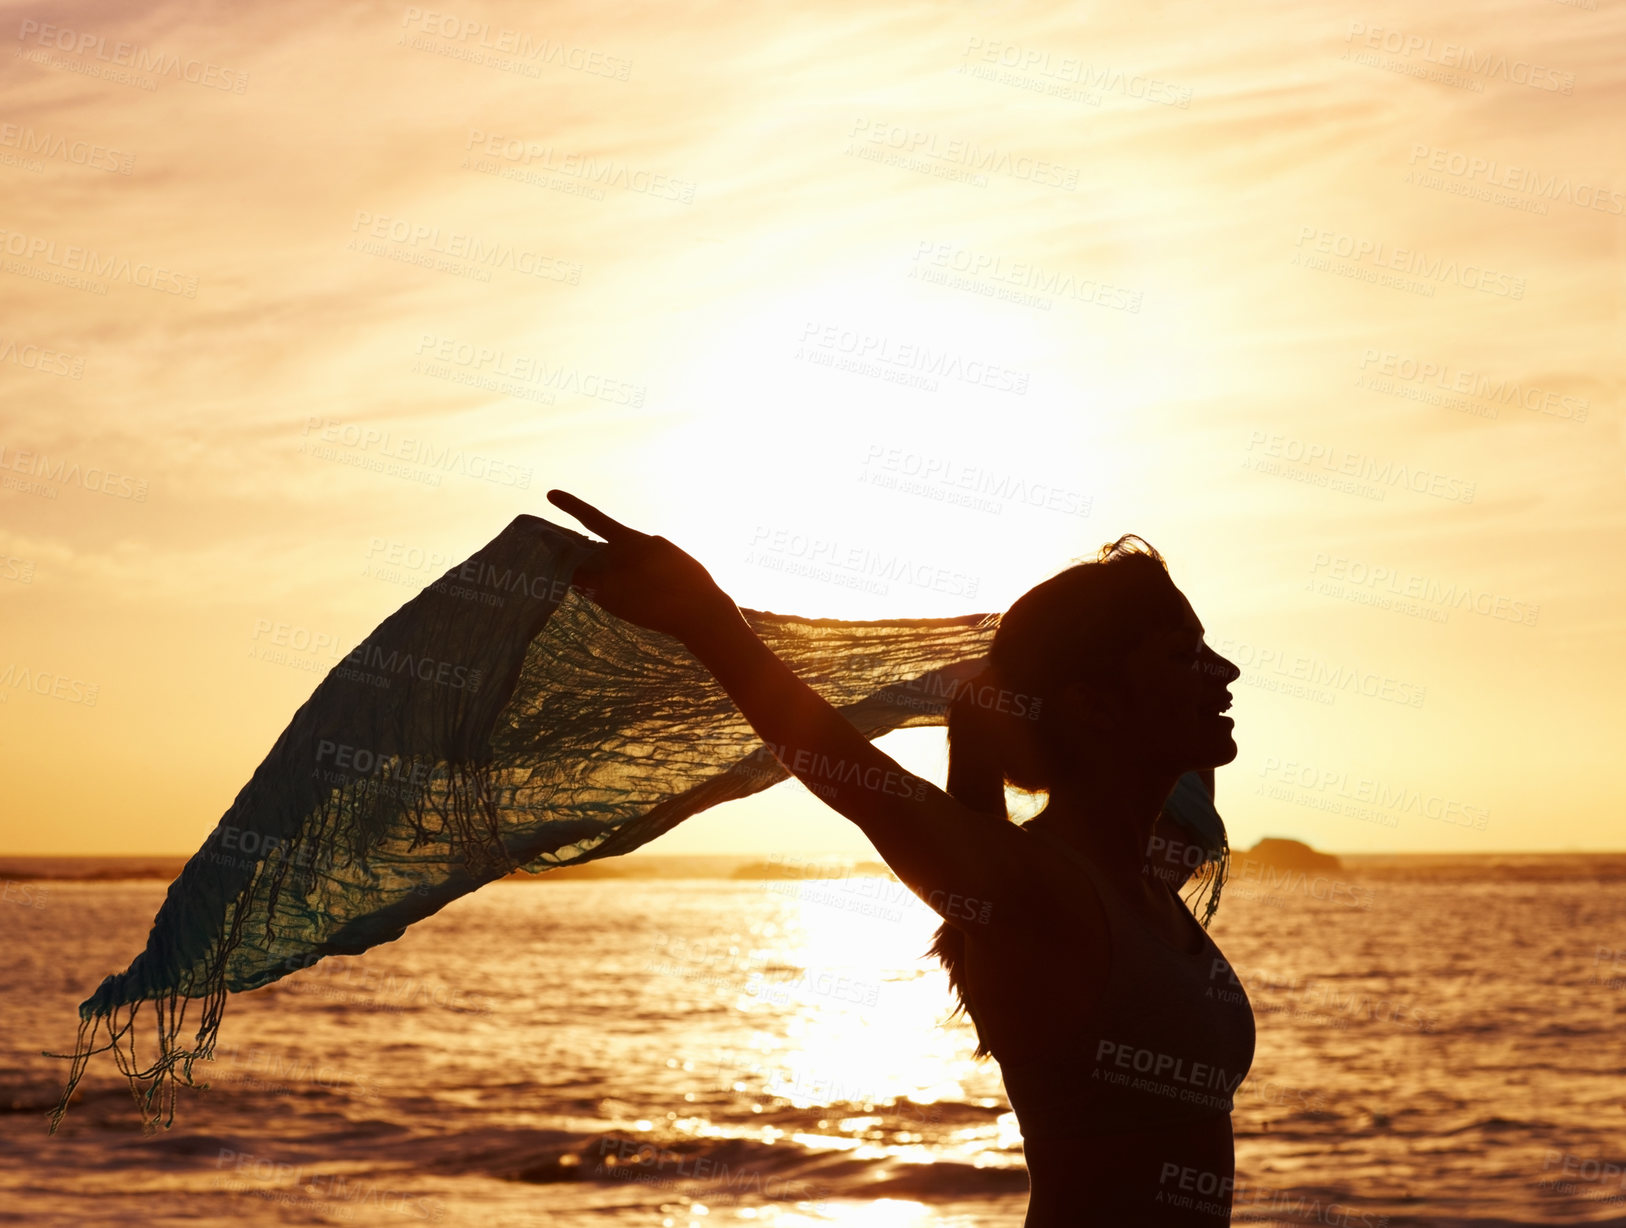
[49,512,1228,1132]
[49,513,1000,1131]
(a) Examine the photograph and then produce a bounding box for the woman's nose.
[1200,650,1241,683]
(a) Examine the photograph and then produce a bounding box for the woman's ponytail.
[927,663,1017,1059]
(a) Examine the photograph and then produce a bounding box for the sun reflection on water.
[694,871,1025,1180]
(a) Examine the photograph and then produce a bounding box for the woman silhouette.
[546,489,1251,1226]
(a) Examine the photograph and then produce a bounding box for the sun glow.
[646,260,1139,618]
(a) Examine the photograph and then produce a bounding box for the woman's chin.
[1200,724,1239,763]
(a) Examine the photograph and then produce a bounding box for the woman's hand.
[546,489,740,642]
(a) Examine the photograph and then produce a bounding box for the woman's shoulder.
[987,819,1116,950]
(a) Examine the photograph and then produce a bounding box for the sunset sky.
[1,0,1621,857]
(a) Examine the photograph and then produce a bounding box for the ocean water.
[3,858,1626,1227]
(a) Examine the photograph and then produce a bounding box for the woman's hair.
[926,533,1195,1058]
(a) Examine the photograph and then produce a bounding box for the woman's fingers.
[547,489,642,542]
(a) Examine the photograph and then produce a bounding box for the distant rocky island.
[1232,837,1342,873]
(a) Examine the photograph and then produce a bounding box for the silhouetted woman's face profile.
[975,550,1241,799]
[1047,584,1242,786]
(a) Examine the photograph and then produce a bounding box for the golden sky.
[1,0,1621,856]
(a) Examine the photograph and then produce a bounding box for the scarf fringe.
[1181,825,1230,929]
[45,932,231,1135]
[46,758,519,1134]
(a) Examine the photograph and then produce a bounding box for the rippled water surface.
[4,861,1626,1226]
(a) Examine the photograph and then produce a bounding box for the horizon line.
[5,847,1625,860]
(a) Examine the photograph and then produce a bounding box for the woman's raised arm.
[546,490,1035,931]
